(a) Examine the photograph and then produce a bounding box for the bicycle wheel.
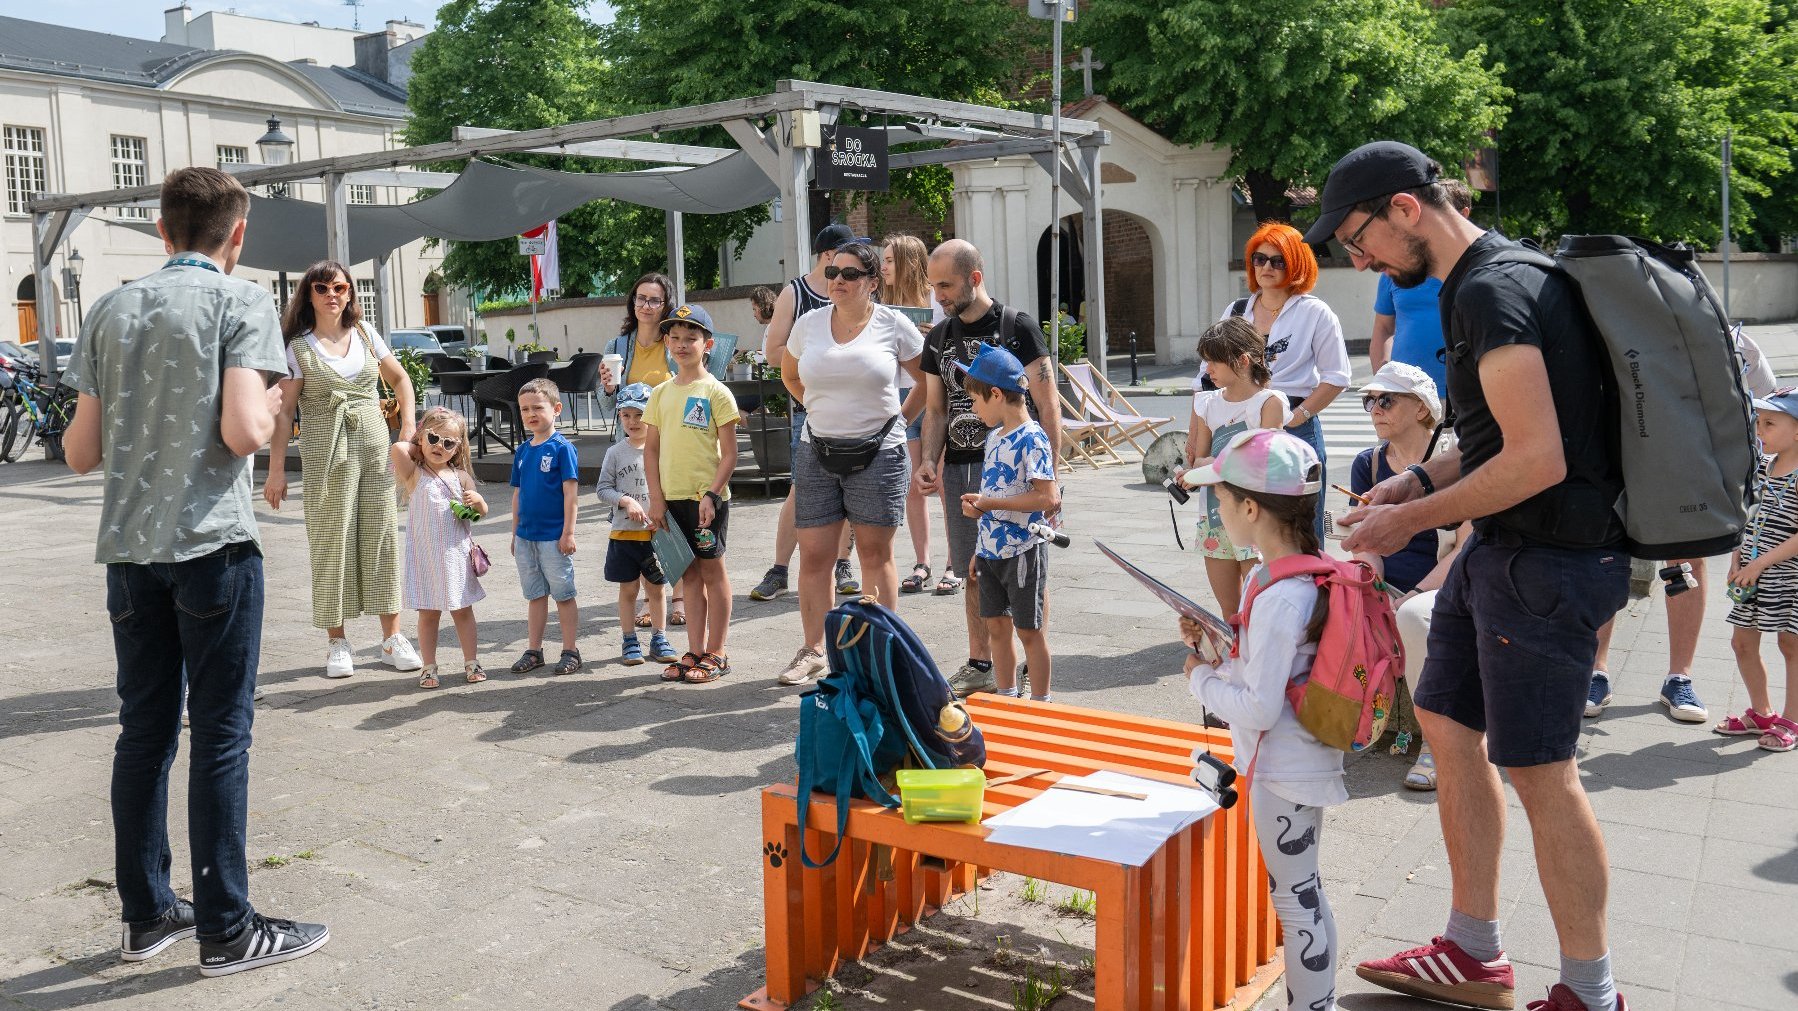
[0,402,27,463]
[40,428,63,463]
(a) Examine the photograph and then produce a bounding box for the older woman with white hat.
[1348,361,1471,792]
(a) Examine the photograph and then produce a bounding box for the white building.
[0,11,450,351]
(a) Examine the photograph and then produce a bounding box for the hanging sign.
[814,125,890,191]
[518,224,549,256]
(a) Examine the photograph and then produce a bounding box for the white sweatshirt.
[1190,568,1348,808]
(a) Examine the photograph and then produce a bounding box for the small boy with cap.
[955,343,1061,701]
[644,304,740,684]
[596,382,678,668]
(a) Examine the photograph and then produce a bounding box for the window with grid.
[347,183,375,205]
[216,145,248,167]
[111,135,150,221]
[3,126,46,215]
[356,279,380,331]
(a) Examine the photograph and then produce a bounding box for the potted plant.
[1046,311,1087,408]
[518,342,552,360]
[743,361,792,474]
[504,326,518,363]
[378,347,433,434]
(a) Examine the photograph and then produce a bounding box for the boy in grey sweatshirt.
[595,383,677,666]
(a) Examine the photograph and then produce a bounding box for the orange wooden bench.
[741,695,1284,1010]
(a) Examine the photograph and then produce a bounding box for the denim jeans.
[1285,410,1328,545]
[107,541,262,941]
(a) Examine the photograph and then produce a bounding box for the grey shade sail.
[126,155,780,272]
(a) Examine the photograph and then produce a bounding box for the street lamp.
[255,115,295,306]
[64,248,84,329]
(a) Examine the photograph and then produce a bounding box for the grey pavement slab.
[1,384,1795,1010]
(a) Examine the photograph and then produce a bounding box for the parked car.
[429,325,486,358]
[0,341,27,366]
[53,338,75,372]
[0,340,69,371]
[387,329,446,356]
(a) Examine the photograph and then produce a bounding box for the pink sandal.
[1758,715,1798,753]
[1715,709,1779,736]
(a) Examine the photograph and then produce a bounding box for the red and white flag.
[524,221,560,302]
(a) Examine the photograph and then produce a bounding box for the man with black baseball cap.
[1329,142,1631,1011]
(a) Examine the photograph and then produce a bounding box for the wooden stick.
[985,768,1051,788]
[1051,782,1149,801]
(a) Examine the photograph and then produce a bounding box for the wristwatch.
[703,490,724,508]
[1406,463,1436,495]
[1293,405,1314,422]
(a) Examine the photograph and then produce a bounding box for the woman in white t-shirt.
[1178,317,1288,618]
[783,242,925,670]
[881,233,947,594]
[265,260,422,680]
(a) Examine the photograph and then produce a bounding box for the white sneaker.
[324,638,354,679]
[252,685,265,702]
[381,634,423,672]
[777,647,827,686]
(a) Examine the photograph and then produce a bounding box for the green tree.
[1441,0,1798,246]
[599,0,1041,228]
[1075,1,1508,224]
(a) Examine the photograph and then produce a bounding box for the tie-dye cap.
[1182,428,1322,496]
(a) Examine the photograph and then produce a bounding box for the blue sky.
[2,1,614,40]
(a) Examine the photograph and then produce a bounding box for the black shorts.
[665,498,728,561]
[604,537,666,585]
[976,544,1048,631]
[1414,528,1629,767]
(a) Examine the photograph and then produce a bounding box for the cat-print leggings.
[1251,784,1338,1010]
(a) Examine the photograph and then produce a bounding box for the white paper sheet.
[981,770,1221,867]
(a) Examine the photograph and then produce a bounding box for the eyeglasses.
[311,281,351,296]
[824,265,874,282]
[1361,392,1412,413]
[1249,253,1287,271]
[633,295,666,308]
[425,431,460,450]
[1340,196,1393,258]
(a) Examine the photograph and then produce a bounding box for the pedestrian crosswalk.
[1319,395,1381,513]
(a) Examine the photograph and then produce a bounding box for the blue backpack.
[793,597,986,867]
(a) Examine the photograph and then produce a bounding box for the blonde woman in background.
[883,234,949,595]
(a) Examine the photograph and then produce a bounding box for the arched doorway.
[1035,210,1157,354]
[14,275,36,344]
[422,271,445,326]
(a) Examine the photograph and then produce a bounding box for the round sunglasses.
[311,281,351,296]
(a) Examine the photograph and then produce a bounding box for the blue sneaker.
[621,633,645,666]
[1658,674,1708,723]
[648,631,679,664]
[1584,671,1612,718]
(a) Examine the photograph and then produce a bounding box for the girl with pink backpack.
[1177,428,1375,1010]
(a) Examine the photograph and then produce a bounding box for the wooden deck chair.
[1057,410,1124,470]
[1060,359,1172,454]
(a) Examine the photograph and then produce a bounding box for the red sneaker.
[1527,984,1628,1011]
[1355,936,1517,1009]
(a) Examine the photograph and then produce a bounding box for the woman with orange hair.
[1217,222,1350,541]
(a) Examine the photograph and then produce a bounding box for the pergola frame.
[26,80,1110,381]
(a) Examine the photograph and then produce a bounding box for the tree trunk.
[1243,169,1294,223]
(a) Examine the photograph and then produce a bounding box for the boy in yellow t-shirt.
[645,304,740,684]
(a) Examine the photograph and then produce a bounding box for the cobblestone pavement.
[1,384,1794,1011]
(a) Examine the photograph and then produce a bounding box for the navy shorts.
[1414,527,1629,767]
[603,537,666,585]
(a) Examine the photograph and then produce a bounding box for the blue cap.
[659,303,715,335]
[951,342,1027,394]
[616,382,652,412]
[1753,387,1798,418]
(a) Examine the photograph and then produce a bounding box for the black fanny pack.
[808,416,899,477]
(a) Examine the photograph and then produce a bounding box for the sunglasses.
[311,281,351,296]
[1340,195,1393,258]
[1361,392,1416,412]
[633,295,666,308]
[424,431,460,450]
[824,265,874,282]
[1249,253,1287,271]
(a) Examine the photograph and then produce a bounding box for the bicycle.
[0,360,77,463]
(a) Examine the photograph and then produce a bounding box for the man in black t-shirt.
[916,239,1061,698]
[1322,143,1631,1011]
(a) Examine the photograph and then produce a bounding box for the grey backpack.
[1486,236,1754,560]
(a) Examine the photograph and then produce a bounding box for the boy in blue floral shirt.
[954,344,1060,700]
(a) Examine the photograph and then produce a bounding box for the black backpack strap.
[999,304,1021,348]
[1228,297,1251,318]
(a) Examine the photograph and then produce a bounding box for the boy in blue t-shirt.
[954,343,1060,701]
[509,378,582,675]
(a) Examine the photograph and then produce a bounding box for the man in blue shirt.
[1368,179,1472,389]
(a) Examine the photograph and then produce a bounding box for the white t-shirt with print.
[285,325,393,381]
[788,303,925,448]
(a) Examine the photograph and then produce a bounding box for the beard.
[939,281,975,318]
[1384,234,1436,289]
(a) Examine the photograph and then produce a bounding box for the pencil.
[1333,484,1372,505]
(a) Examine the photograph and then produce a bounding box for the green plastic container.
[896,768,986,824]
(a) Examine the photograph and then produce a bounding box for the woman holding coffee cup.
[599,272,676,395]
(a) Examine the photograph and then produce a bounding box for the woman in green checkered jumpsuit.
[265,261,422,678]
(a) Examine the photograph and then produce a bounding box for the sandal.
[662,651,700,682]
[635,602,652,629]
[464,661,487,684]
[1715,709,1779,736]
[1403,746,1437,791]
[933,569,964,595]
[684,651,730,684]
[1758,715,1798,753]
[510,648,545,674]
[417,664,440,690]
[902,563,931,594]
[669,597,687,626]
[553,649,582,676]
